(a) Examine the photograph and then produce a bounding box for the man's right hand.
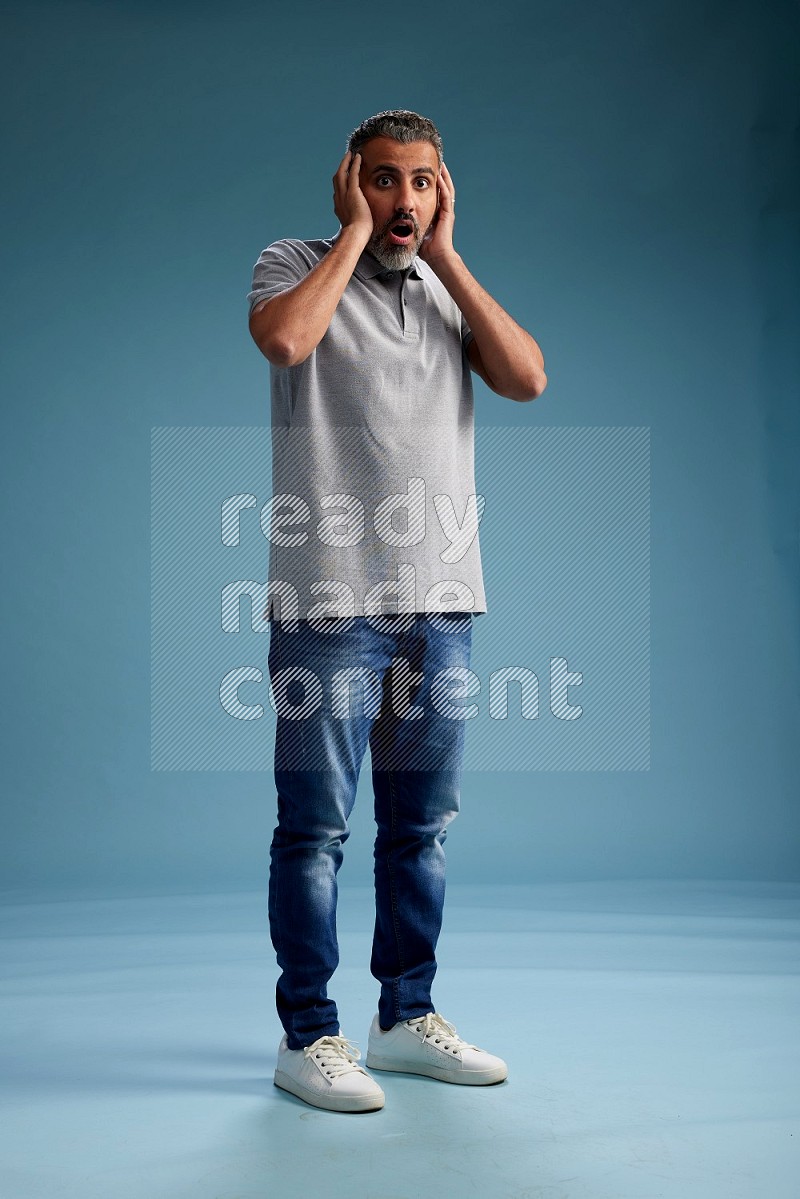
[249,152,374,368]
[333,151,373,241]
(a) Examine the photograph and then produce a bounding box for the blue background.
[2,0,798,894]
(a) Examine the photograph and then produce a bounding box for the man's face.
[356,136,441,271]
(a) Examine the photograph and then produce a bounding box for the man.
[247,110,546,1113]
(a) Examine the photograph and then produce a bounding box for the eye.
[377,176,393,186]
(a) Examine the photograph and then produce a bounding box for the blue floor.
[1,880,798,1198]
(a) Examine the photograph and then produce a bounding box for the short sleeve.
[460,312,475,350]
[246,240,310,316]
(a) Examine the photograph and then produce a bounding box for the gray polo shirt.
[247,235,487,623]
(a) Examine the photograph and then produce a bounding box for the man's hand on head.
[418,161,457,266]
[333,151,374,243]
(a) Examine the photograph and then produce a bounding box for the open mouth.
[387,221,415,246]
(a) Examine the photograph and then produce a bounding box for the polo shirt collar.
[326,236,423,281]
[355,247,424,281]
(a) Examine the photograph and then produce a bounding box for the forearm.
[249,226,368,367]
[429,251,546,399]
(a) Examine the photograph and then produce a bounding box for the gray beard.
[367,221,429,271]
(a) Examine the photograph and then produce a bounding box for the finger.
[347,151,361,182]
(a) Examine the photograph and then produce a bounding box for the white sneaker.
[366,1011,508,1085]
[274,1031,385,1112]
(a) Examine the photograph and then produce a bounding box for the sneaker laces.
[303,1034,367,1078]
[406,1011,480,1054]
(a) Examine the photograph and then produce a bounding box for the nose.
[395,183,418,219]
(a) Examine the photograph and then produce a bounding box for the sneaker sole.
[365,1053,508,1086]
[274,1070,385,1112]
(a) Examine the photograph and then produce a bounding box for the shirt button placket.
[402,276,420,340]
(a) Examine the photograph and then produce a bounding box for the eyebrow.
[370,163,437,178]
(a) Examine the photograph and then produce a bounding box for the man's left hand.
[418,161,457,266]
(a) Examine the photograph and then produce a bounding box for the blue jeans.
[267,611,473,1049]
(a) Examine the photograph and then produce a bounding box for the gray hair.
[346,109,443,164]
